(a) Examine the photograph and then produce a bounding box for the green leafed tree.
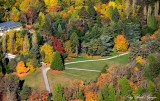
[50,51,65,70]
[147,15,157,33]
[70,32,79,56]
[124,19,141,43]
[53,84,66,101]
[118,77,132,96]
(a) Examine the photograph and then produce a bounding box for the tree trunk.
[155,1,159,16]
[132,0,137,16]
[126,0,130,19]
[75,45,78,57]
[147,6,152,18]
[143,6,147,20]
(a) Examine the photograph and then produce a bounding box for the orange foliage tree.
[84,82,98,101]
[16,61,30,74]
[28,89,48,101]
[114,34,129,52]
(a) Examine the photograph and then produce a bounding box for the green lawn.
[66,54,129,70]
[20,69,45,90]
[66,50,118,62]
[22,53,129,92]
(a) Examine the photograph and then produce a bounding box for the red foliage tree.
[50,36,64,54]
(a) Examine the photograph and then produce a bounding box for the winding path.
[41,52,129,94]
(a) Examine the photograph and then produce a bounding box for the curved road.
[41,52,128,94]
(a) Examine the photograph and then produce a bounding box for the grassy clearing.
[66,54,129,70]
[22,53,128,92]
[66,51,118,62]
[20,69,45,90]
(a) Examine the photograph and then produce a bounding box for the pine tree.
[108,83,117,101]
[97,91,104,101]
[53,84,66,101]
[118,77,132,96]
[50,51,65,70]
[100,35,113,55]
[146,80,154,95]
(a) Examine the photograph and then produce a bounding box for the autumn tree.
[32,33,38,47]
[15,32,23,53]
[26,7,37,25]
[114,35,129,52]
[40,43,54,63]
[53,84,66,101]
[64,40,73,55]
[50,37,64,54]
[9,31,15,53]
[22,34,30,55]
[16,61,30,74]
[51,51,65,70]
[9,7,20,22]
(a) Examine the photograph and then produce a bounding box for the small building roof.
[0,21,21,29]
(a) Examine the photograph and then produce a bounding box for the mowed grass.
[47,69,100,92]
[66,54,129,70]
[20,69,45,90]
[22,54,129,92]
[66,50,118,62]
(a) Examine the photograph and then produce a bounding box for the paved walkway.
[41,52,128,93]
[41,63,51,93]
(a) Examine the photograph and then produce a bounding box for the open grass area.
[20,69,45,90]
[22,53,128,92]
[66,50,118,62]
[66,54,129,70]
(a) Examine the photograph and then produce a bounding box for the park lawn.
[21,54,128,93]
[20,69,45,90]
[66,50,118,62]
[47,69,100,92]
[66,54,129,70]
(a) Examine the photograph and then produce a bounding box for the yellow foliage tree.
[44,0,59,7]
[40,43,55,63]
[114,34,129,52]
[16,61,30,74]
[136,56,145,66]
